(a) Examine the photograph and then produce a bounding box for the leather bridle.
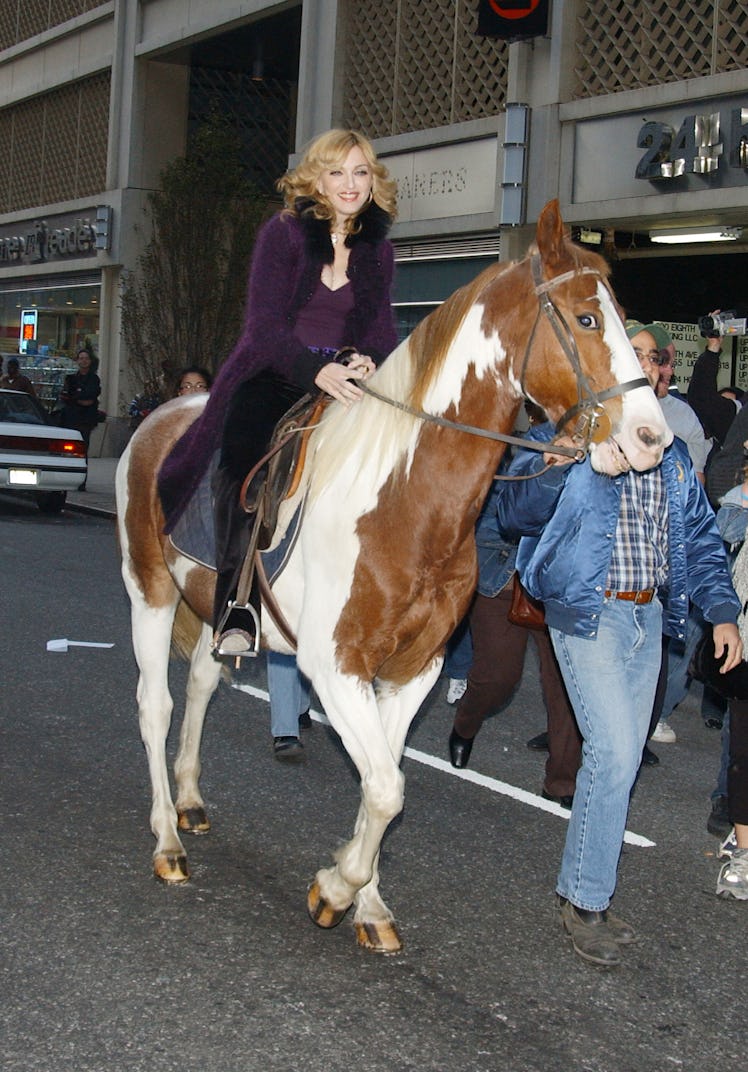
[524,254,649,448]
[360,256,649,462]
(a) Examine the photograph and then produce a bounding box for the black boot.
[448,728,475,769]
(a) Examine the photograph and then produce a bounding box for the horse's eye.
[577,313,598,330]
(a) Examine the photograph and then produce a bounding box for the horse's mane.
[308,260,516,499]
[307,234,611,500]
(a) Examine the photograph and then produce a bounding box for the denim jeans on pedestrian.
[551,596,663,911]
[653,603,727,729]
[444,615,473,679]
[267,651,311,738]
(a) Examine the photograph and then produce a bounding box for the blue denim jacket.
[474,483,517,598]
[496,424,740,641]
[716,485,748,548]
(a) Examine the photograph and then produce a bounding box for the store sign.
[658,321,748,392]
[384,140,497,223]
[636,107,748,181]
[571,96,748,204]
[0,211,98,265]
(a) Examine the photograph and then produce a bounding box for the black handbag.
[689,632,748,701]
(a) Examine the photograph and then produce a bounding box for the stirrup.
[213,601,261,659]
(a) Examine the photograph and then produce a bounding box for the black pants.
[728,698,748,826]
[212,372,305,629]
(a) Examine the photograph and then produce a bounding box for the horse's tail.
[172,598,202,660]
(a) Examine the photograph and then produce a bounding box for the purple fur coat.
[158,199,397,530]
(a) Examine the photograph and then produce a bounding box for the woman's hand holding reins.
[315,353,375,406]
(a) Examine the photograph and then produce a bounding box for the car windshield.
[0,391,46,425]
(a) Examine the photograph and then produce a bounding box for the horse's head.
[511,200,672,474]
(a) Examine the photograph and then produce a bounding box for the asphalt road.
[1,496,746,1072]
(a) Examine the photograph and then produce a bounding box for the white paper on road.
[46,638,115,652]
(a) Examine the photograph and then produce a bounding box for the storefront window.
[0,280,100,359]
[0,279,101,409]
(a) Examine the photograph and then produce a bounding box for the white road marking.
[231,683,656,848]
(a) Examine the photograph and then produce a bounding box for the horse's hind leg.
[126,588,194,883]
[174,621,222,835]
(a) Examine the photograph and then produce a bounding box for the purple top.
[295,280,354,349]
[158,200,397,530]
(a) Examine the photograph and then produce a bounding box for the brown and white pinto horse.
[116,200,671,953]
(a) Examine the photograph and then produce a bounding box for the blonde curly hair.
[277,128,397,232]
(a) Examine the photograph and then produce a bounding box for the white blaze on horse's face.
[589,283,672,475]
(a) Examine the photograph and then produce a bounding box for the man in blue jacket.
[497,424,742,967]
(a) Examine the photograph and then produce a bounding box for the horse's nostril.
[637,427,660,448]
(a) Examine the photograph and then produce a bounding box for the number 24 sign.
[636,107,748,179]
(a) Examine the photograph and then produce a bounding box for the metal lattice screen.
[341,0,509,137]
[573,0,748,99]
[188,68,295,196]
[0,72,110,213]
[0,0,104,51]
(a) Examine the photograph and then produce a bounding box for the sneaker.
[707,796,732,839]
[446,678,467,704]
[650,719,676,743]
[716,847,748,900]
[718,827,737,860]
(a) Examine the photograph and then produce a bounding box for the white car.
[0,388,87,514]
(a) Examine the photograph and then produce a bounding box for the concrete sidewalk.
[66,456,118,519]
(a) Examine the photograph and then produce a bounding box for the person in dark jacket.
[0,357,37,397]
[446,477,581,807]
[59,348,101,490]
[158,128,398,661]
[497,424,742,968]
[687,318,740,447]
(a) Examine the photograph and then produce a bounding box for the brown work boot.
[557,897,622,967]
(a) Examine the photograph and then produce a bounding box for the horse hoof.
[153,852,190,884]
[307,880,348,929]
[178,807,210,834]
[355,920,404,954]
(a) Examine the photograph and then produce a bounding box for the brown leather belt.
[604,588,655,604]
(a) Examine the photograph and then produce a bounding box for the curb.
[65,501,116,520]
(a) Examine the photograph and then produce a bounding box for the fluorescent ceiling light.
[649,225,743,244]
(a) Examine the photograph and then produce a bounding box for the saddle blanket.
[167,454,302,583]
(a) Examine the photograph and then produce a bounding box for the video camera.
[698,311,747,338]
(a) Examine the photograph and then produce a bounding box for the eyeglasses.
[178,382,208,393]
[633,348,664,366]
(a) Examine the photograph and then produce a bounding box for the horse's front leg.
[350,662,443,952]
[307,662,442,953]
[174,622,222,835]
[128,594,189,883]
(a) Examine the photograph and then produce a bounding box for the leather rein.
[360,254,649,469]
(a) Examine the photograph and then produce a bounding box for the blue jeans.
[551,597,663,911]
[655,604,726,727]
[267,651,311,738]
[444,616,473,678]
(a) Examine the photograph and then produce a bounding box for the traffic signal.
[477,1,550,39]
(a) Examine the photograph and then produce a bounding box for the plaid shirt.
[606,467,669,592]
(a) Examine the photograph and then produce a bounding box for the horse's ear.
[535,199,571,273]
